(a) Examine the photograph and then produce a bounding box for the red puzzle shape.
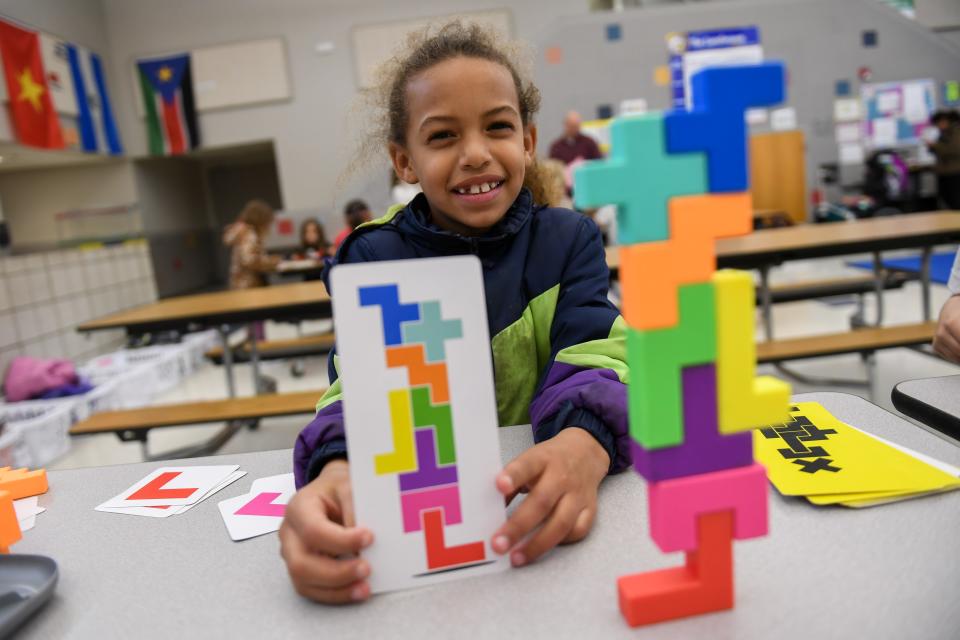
[618,510,734,627]
[422,508,486,570]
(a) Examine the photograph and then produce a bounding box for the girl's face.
[304,223,320,245]
[389,57,536,237]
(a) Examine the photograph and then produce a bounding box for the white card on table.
[98,465,240,508]
[330,256,508,593]
[218,476,296,541]
[96,470,247,517]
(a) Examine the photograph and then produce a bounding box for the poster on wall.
[665,26,763,109]
[861,79,936,148]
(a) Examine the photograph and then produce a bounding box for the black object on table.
[892,374,960,444]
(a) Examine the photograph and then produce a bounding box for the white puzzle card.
[331,256,508,593]
[97,465,240,509]
[218,473,296,541]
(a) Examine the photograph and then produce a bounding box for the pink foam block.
[400,483,462,533]
[648,463,768,553]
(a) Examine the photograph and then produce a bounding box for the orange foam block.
[620,192,752,331]
[649,463,768,553]
[618,511,733,627]
[385,344,450,403]
[0,466,48,500]
[0,490,22,554]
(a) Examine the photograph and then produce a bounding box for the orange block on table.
[620,193,752,331]
[0,467,48,500]
[0,490,22,554]
[618,510,734,627]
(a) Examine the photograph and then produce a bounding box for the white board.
[191,38,291,111]
[351,10,512,89]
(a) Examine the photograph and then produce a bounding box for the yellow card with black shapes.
[753,402,960,496]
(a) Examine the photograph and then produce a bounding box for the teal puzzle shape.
[572,113,707,245]
[402,300,463,361]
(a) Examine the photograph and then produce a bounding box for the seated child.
[281,21,629,604]
[296,218,329,259]
[332,199,373,252]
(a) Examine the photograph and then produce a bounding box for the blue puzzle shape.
[359,284,420,346]
[401,300,463,361]
[573,113,707,244]
[665,61,786,193]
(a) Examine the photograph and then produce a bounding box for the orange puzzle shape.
[617,510,734,627]
[385,344,450,403]
[0,467,49,500]
[621,192,752,331]
[0,490,22,554]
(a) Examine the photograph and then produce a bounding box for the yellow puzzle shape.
[374,389,418,475]
[713,270,790,433]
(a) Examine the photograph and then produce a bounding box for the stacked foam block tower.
[574,62,792,627]
[0,467,48,553]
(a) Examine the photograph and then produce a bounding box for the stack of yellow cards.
[753,402,960,508]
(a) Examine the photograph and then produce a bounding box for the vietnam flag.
[0,19,64,148]
[136,53,200,156]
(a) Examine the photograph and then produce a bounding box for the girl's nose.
[460,132,492,169]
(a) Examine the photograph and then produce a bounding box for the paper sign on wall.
[331,256,508,593]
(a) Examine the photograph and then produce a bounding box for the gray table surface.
[895,375,960,427]
[12,392,960,639]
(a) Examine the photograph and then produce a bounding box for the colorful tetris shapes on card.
[620,193,753,330]
[713,271,791,432]
[628,283,716,449]
[573,113,707,244]
[338,260,507,593]
[618,511,734,627]
[665,62,786,192]
[647,463,769,553]
[631,365,753,482]
[0,467,48,500]
[0,490,22,553]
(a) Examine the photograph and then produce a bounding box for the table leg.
[920,246,932,322]
[217,324,236,398]
[759,265,773,341]
[872,251,884,327]
[248,322,263,394]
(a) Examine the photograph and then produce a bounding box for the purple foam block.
[399,428,458,491]
[631,364,753,482]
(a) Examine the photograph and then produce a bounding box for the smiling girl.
[281,21,630,604]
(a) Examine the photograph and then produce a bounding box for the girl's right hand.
[279,460,374,603]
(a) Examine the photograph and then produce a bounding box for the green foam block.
[628,282,716,450]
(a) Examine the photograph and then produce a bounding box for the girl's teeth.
[457,181,500,195]
[479,183,491,193]
[470,185,481,194]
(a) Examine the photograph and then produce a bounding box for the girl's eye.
[428,130,454,142]
[489,121,515,131]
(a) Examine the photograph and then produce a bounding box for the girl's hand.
[279,460,374,604]
[490,427,610,566]
[934,295,960,363]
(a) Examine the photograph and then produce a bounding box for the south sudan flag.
[136,53,200,155]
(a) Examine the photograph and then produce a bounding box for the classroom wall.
[0,162,137,246]
[534,0,960,216]
[132,158,216,297]
[99,0,585,231]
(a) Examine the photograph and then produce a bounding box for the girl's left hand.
[490,427,610,566]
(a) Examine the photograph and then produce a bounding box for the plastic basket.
[0,402,73,467]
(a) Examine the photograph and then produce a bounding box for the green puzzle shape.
[628,282,716,450]
[411,386,455,465]
[572,113,708,244]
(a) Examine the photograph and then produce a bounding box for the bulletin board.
[861,79,936,149]
[351,10,512,89]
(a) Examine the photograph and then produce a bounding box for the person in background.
[223,199,280,341]
[297,218,330,259]
[332,199,373,251]
[928,109,960,209]
[548,110,603,192]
